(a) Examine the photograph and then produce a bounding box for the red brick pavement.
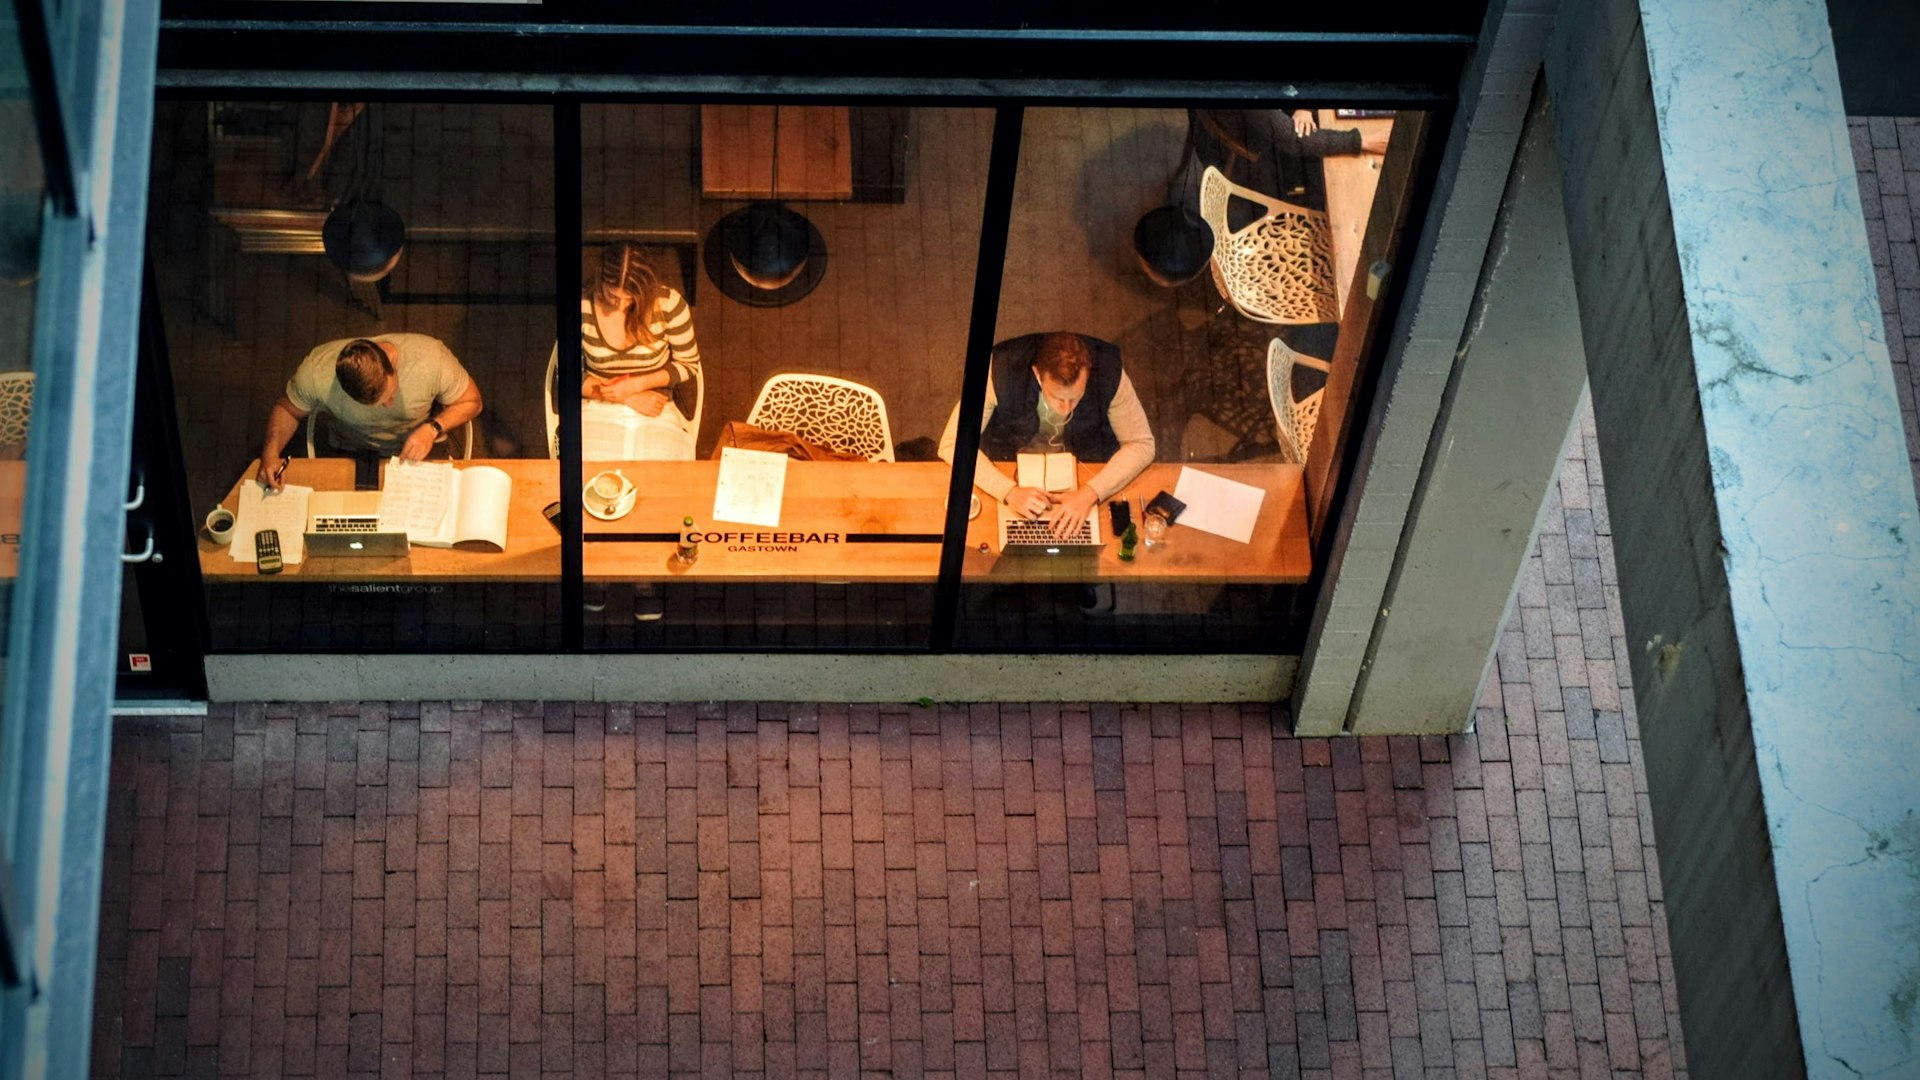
[91,689,1686,1079]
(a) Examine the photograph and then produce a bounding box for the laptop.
[304,491,411,557]
[996,500,1104,554]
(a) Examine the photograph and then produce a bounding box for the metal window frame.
[0,0,161,1075]
[144,15,1467,657]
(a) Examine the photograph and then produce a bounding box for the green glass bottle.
[673,516,700,566]
[1118,523,1138,562]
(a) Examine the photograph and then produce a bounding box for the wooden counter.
[1319,110,1393,319]
[700,106,853,200]
[0,462,21,579]
[201,460,561,582]
[959,462,1310,585]
[199,458,1310,586]
[583,459,947,581]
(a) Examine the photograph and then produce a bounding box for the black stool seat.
[1132,205,1213,288]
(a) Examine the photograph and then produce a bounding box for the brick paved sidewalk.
[92,471,1689,1080]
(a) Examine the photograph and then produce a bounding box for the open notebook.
[582,399,695,461]
[378,460,513,549]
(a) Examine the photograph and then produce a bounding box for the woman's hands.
[585,374,671,416]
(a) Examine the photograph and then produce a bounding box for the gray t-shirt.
[286,333,472,453]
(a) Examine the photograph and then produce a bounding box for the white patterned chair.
[1267,337,1332,465]
[1199,165,1339,325]
[0,372,32,448]
[746,374,894,462]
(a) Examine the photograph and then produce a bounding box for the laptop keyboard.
[310,516,381,534]
[1005,516,1094,545]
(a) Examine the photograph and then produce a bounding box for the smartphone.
[1109,499,1132,537]
[543,501,563,535]
[255,529,283,575]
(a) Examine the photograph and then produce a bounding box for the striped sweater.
[580,288,700,387]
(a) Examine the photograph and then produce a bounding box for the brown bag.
[710,420,864,462]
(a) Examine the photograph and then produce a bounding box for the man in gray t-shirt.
[256,333,484,490]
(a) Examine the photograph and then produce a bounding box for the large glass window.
[154,101,560,650]
[145,96,1425,656]
[577,104,986,649]
[0,0,48,990]
[0,5,45,670]
[952,106,1419,649]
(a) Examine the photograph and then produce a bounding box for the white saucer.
[584,489,636,521]
[968,493,980,520]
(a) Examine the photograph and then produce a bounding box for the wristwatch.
[428,418,445,437]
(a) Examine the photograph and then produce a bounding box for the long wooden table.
[1319,110,1394,320]
[201,458,1310,585]
[202,460,561,582]
[0,462,21,579]
[960,462,1310,584]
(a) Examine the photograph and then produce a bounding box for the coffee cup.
[584,469,634,516]
[205,506,236,544]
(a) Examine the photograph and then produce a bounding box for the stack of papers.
[231,482,312,565]
[1171,467,1266,544]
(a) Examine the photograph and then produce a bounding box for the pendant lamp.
[322,198,406,284]
[705,105,828,306]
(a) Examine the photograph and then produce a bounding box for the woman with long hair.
[580,243,701,416]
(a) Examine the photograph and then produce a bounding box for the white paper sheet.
[1170,466,1266,544]
[230,482,313,564]
[711,447,788,527]
[378,459,455,543]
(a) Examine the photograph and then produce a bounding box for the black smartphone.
[543,501,563,535]
[1109,499,1132,536]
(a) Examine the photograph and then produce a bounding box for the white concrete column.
[1547,0,1920,1075]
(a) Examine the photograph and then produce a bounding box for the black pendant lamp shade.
[705,201,827,307]
[1132,205,1213,288]
[322,199,406,283]
[702,105,828,307]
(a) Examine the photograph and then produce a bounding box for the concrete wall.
[1293,0,1562,735]
[1348,86,1590,735]
[206,653,1295,704]
[1548,0,1920,1075]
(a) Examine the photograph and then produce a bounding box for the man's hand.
[255,455,287,492]
[400,424,438,462]
[1291,110,1318,137]
[1003,485,1052,520]
[1048,486,1098,541]
[1361,130,1388,155]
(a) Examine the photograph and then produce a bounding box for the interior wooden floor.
[148,103,1305,521]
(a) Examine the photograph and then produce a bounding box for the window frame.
[147,16,1465,657]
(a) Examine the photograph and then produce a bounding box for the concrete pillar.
[1346,87,1590,735]
[1292,0,1563,735]
[1547,0,1920,1075]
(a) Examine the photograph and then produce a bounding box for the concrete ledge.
[207,653,1297,704]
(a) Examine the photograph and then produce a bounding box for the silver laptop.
[996,501,1104,554]
[305,491,411,557]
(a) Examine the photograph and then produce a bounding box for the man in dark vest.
[939,332,1156,540]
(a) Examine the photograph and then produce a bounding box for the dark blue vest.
[979,334,1124,463]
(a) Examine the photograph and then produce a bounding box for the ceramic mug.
[205,506,236,544]
[584,470,634,514]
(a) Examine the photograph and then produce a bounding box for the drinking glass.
[1142,512,1168,549]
